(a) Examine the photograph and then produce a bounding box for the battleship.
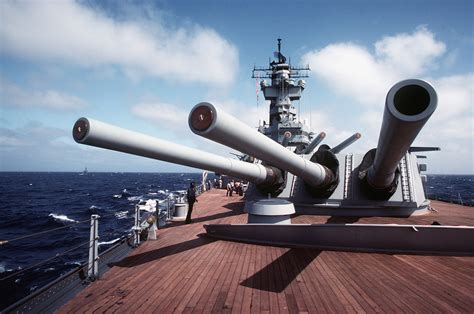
[4,40,473,313]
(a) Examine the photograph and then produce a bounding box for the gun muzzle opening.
[393,84,431,116]
[73,118,90,142]
[190,104,214,132]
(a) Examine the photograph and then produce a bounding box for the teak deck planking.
[59,189,474,313]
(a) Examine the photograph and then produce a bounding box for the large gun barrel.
[72,117,280,185]
[365,79,437,194]
[188,103,336,190]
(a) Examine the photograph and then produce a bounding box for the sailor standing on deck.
[185,182,198,224]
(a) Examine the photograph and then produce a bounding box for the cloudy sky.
[0,0,472,173]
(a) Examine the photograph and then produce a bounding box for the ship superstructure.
[253,39,311,149]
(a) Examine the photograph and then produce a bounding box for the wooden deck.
[60,189,474,313]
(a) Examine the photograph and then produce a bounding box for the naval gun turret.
[72,39,439,218]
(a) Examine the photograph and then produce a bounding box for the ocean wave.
[115,211,128,219]
[0,263,13,273]
[127,196,142,201]
[98,238,121,246]
[113,189,131,199]
[89,205,101,210]
[48,213,78,223]
[44,267,55,272]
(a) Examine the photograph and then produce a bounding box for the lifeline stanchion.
[167,197,171,221]
[132,205,141,247]
[168,196,174,217]
[87,214,100,280]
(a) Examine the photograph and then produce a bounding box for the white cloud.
[131,99,271,132]
[430,74,474,123]
[0,79,87,110]
[130,99,274,160]
[210,99,269,129]
[0,121,197,172]
[0,122,67,151]
[374,26,446,75]
[0,0,238,85]
[131,102,188,130]
[302,26,446,106]
[301,26,473,173]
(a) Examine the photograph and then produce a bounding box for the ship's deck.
[60,189,474,313]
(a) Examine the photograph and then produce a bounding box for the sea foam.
[48,213,78,223]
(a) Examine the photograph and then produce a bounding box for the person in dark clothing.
[185,182,198,224]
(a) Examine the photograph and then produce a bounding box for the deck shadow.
[163,207,243,228]
[325,216,361,224]
[192,207,243,223]
[110,234,216,268]
[240,248,321,293]
[222,200,245,211]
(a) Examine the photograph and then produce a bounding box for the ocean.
[0,172,472,309]
[0,172,204,309]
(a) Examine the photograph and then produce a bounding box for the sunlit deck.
[59,189,474,313]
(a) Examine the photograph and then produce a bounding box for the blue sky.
[0,0,472,173]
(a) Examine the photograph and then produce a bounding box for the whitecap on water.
[115,211,128,219]
[89,205,101,210]
[0,263,11,273]
[44,267,55,272]
[49,213,78,223]
[127,196,142,201]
